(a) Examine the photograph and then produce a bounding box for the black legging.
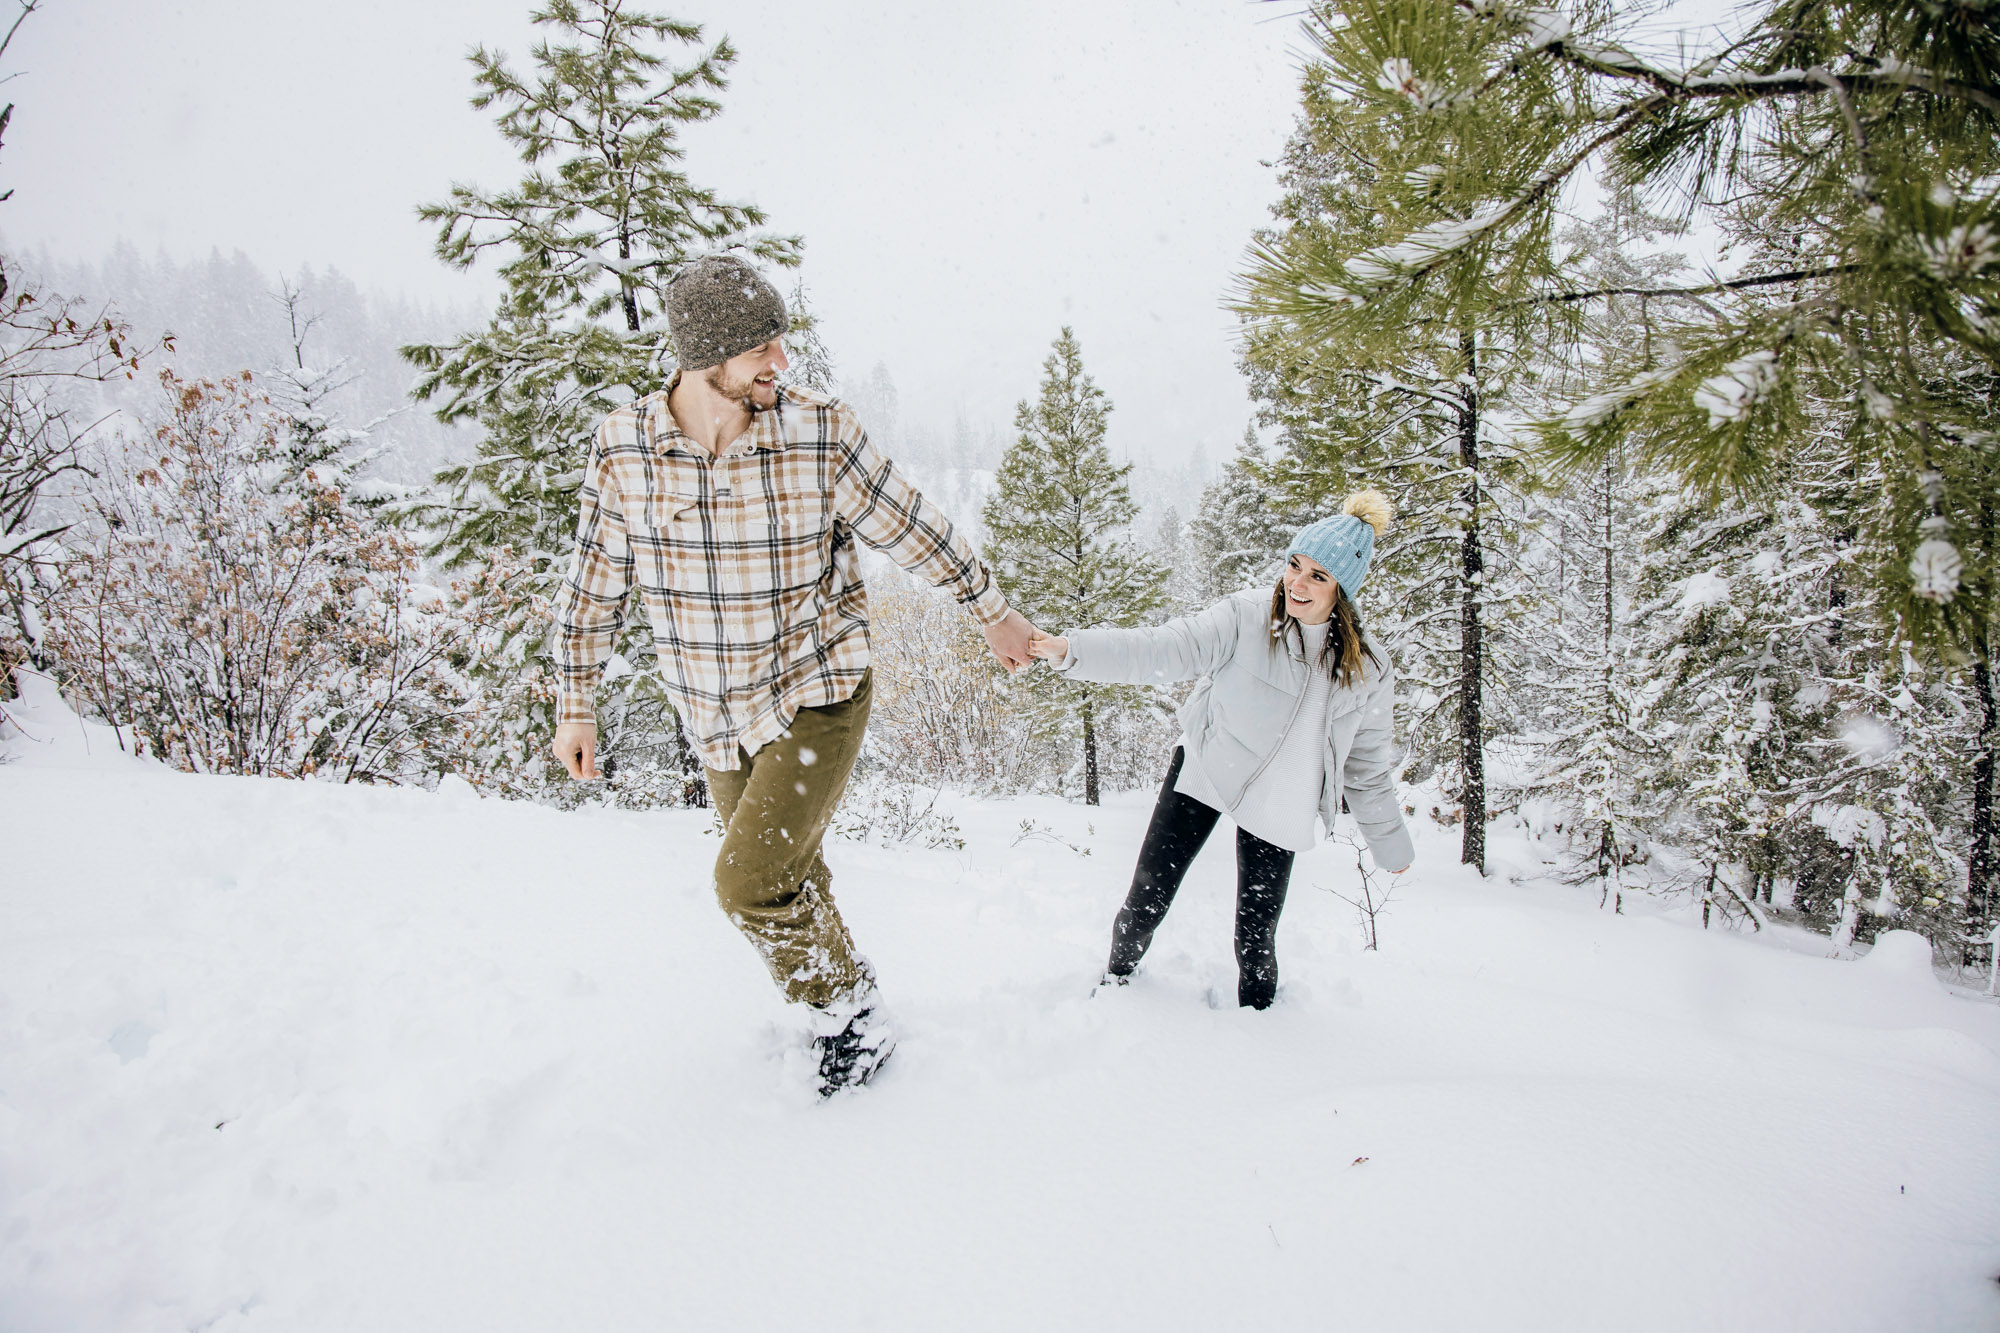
[1107,747,1297,1009]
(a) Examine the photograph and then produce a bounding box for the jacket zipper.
[1221,642,1312,804]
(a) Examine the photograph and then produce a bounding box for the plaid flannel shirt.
[551,378,1010,770]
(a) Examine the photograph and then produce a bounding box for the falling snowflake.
[1909,538,1963,602]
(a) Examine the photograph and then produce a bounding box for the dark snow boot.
[813,987,894,1097]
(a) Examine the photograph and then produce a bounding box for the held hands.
[552,721,600,780]
[983,609,1037,673]
[1026,629,1068,665]
[980,612,1070,673]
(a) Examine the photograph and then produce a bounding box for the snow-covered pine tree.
[983,327,1168,805]
[400,0,799,805]
[1284,0,1997,946]
[1593,93,1990,957]
[1237,10,1567,872]
[1149,505,1204,618]
[1618,434,1970,954]
[1509,189,1690,910]
[1266,0,1998,647]
[780,279,837,394]
[1622,496,1832,921]
[1515,446,1664,912]
[1185,424,1298,605]
[266,278,387,501]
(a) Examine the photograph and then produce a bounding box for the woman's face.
[1284,553,1339,626]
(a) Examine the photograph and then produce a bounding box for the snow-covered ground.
[4,676,1999,1332]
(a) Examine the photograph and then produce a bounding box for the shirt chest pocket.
[633,496,702,590]
[637,493,832,592]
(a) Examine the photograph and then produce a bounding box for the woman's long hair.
[1269,577,1379,689]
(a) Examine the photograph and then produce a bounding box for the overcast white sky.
[6,0,1318,463]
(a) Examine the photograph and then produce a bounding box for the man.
[550,254,1034,1096]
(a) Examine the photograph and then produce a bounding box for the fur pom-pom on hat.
[1343,488,1393,539]
[1287,488,1396,601]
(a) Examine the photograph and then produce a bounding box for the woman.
[1026,490,1413,1008]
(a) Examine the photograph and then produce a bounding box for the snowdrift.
[4,683,1999,1332]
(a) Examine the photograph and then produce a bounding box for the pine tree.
[1509,189,1690,910]
[1185,424,1298,605]
[842,362,900,456]
[267,278,382,499]
[1260,0,1998,942]
[1149,505,1204,618]
[406,1,799,570]
[1237,19,1568,872]
[983,327,1167,805]
[399,0,798,805]
[780,279,837,394]
[1515,447,1664,913]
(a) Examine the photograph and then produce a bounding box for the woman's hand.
[1026,630,1069,664]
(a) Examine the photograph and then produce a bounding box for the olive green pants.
[703,670,872,1008]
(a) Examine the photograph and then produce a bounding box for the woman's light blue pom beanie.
[1286,490,1393,601]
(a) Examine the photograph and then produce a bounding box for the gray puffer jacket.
[1059,590,1414,869]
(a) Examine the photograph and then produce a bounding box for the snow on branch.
[1324,99,1660,300]
[1690,351,1779,429]
[1555,368,1676,432]
[1537,35,2000,118]
[1516,264,1859,308]
[1343,199,1517,287]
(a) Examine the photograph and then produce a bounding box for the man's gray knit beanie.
[666,255,788,372]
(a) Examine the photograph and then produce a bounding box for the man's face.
[702,337,789,411]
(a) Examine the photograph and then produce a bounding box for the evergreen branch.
[1516,264,1859,307]
[1533,36,2000,119]
[0,0,37,65]
[1809,66,1869,161]
[1304,99,1658,300]
[1365,371,1468,412]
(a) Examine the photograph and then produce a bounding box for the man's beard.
[703,363,776,412]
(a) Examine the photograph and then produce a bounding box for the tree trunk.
[1081,691,1100,807]
[621,280,642,338]
[1967,489,1997,967]
[1968,647,1997,966]
[1601,455,1618,912]
[1827,435,1860,648]
[1829,847,1864,954]
[1456,333,1486,873]
[672,707,707,808]
[617,223,642,336]
[2,571,47,671]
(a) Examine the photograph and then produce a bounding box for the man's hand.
[983,608,1036,672]
[1027,629,1069,664]
[552,721,600,780]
